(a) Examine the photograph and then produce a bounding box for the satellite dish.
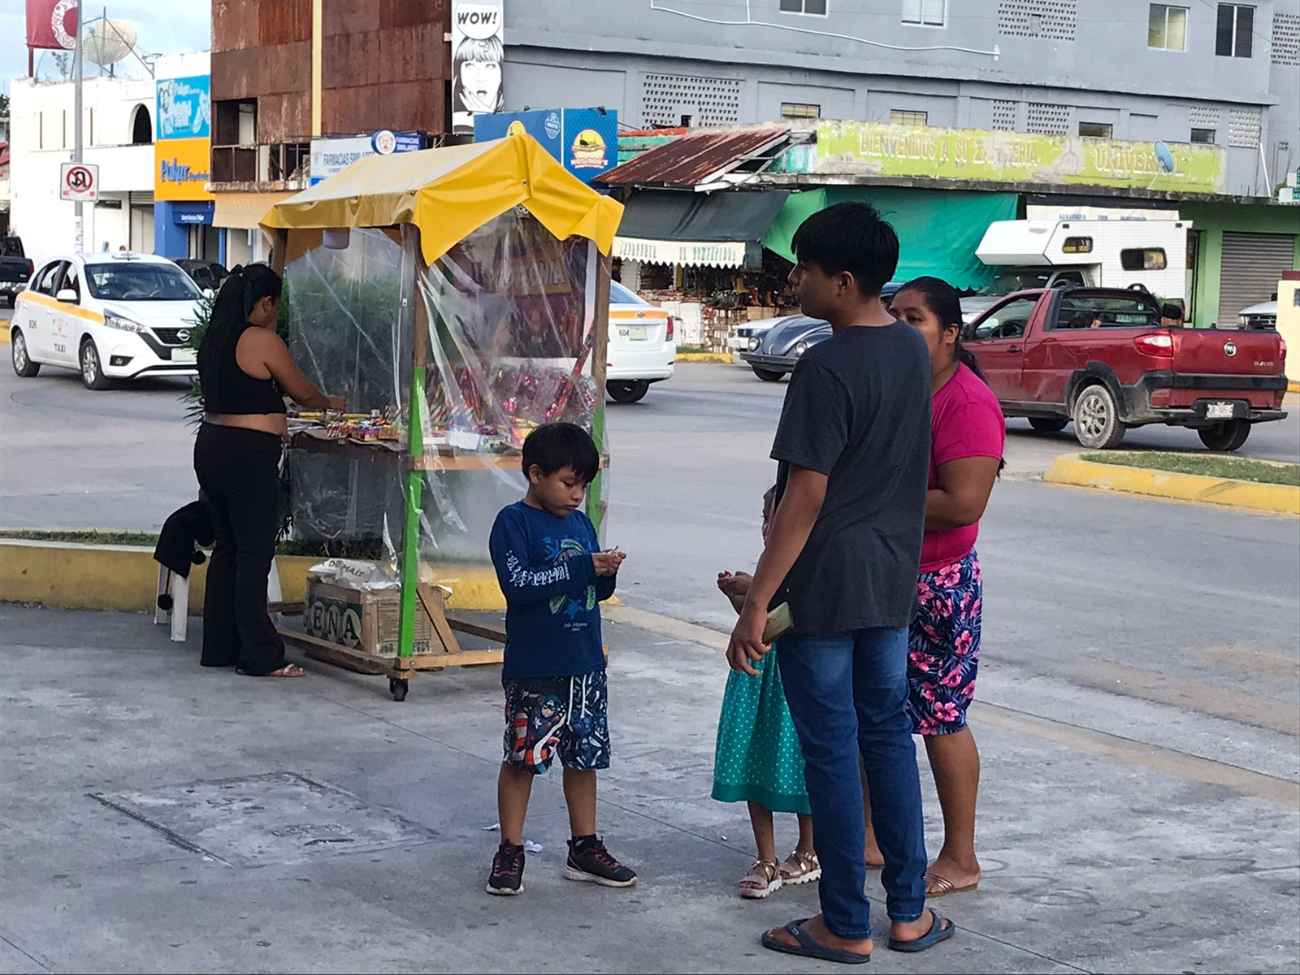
[82,17,138,68]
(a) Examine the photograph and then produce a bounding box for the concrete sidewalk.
[2,604,1297,974]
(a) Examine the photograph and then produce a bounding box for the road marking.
[605,604,1300,809]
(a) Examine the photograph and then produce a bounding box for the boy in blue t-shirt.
[485,422,634,896]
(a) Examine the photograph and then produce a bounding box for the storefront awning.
[762,187,1019,291]
[213,191,297,231]
[613,190,790,269]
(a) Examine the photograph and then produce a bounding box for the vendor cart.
[259,136,623,699]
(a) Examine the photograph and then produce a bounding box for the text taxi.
[10,252,207,390]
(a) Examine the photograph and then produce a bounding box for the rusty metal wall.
[213,0,446,144]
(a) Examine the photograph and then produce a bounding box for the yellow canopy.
[260,135,624,266]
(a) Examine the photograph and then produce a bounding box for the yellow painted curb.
[1044,454,1300,516]
[676,352,732,363]
[0,540,512,612]
[0,323,9,345]
[1288,381,1299,393]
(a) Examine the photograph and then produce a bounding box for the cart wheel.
[390,678,409,702]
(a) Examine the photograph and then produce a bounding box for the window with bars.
[890,110,929,126]
[781,102,821,119]
[1027,103,1070,135]
[1216,4,1254,57]
[1079,121,1113,139]
[643,74,742,128]
[991,100,1017,131]
[1148,4,1188,50]
[1272,12,1300,66]
[780,0,828,14]
[902,0,946,27]
[998,0,1078,42]
[1190,128,1217,144]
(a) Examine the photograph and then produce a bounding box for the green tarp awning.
[762,188,1019,290]
[614,189,792,268]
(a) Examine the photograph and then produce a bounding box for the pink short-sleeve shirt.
[919,364,1006,573]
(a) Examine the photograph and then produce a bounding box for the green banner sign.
[815,121,1225,194]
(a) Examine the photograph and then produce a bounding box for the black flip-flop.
[887,909,956,953]
[761,918,872,965]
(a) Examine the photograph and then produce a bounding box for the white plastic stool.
[155,557,283,643]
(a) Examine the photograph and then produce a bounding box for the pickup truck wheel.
[1028,417,1069,433]
[1073,385,1127,450]
[752,367,785,383]
[1197,420,1251,452]
[608,380,649,404]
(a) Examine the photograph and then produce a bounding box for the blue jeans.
[777,627,927,939]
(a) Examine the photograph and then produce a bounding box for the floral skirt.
[906,550,982,736]
[711,649,811,815]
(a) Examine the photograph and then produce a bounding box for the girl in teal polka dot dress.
[713,486,819,899]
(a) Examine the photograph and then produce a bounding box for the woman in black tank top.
[194,265,344,678]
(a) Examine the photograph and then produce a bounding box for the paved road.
[2,360,1296,737]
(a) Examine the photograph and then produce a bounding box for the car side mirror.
[56,288,79,303]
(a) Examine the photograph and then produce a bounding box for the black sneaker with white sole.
[564,836,637,887]
[487,842,526,895]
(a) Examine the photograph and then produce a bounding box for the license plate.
[173,348,197,364]
[1206,401,1234,419]
[618,326,648,342]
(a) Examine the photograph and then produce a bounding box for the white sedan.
[607,281,676,403]
[10,252,206,390]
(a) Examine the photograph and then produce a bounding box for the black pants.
[194,423,287,675]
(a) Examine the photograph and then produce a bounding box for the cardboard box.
[304,577,434,656]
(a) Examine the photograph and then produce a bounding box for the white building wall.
[9,76,156,267]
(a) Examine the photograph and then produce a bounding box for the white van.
[962,218,1191,320]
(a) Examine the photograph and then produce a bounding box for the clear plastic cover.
[284,211,606,581]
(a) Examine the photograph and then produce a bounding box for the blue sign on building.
[474,108,618,184]
[156,75,211,141]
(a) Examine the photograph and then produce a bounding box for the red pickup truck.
[964,288,1288,451]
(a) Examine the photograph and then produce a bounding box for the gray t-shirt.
[771,320,932,634]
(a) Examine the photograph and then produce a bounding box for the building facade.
[208,0,452,263]
[503,0,1298,199]
[8,76,157,267]
[502,0,1300,327]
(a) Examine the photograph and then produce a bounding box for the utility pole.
[73,1,84,254]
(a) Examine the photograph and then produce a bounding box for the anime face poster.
[452,2,505,136]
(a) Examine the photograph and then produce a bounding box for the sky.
[2,3,211,98]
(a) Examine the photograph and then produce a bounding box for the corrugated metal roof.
[598,128,789,187]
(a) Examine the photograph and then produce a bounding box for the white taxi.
[607,280,675,403]
[9,252,206,390]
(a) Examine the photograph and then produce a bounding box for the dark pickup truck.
[964,288,1288,451]
[0,236,34,308]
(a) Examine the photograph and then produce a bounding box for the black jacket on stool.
[153,500,215,579]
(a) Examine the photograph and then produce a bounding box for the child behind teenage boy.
[486,422,634,896]
[714,486,819,899]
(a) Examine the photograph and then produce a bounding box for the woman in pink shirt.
[869,276,1006,898]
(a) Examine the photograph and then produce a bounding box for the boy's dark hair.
[791,201,900,298]
[1160,302,1184,321]
[521,422,600,483]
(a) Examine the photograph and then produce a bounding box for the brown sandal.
[739,859,783,899]
[236,664,305,678]
[778,850,822,885]
[924,871,979,897]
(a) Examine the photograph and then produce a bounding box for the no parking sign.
[60,162,99,202]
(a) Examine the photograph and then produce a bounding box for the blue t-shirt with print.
[488,501,616,680]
